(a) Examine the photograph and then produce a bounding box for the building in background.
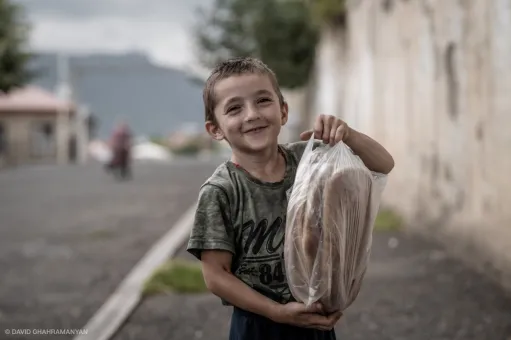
[0,86,91,169]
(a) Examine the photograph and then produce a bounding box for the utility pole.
[54,53,91,165]
[54,53,72,165]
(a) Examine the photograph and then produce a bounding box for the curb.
[74,203,197,340]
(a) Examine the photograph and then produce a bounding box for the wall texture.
[308,0,511,291]
[0,109,82,168]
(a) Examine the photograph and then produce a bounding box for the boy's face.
[206,73,288,153]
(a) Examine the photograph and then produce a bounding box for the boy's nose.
[245,105,260,121]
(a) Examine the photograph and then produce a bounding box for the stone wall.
[307,0,511,291]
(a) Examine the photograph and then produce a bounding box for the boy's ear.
[205,120,224,140]
[280,101,289,126]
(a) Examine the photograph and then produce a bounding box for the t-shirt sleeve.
[186,183,235,260]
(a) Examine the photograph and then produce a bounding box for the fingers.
[321,115,334,144]
[305,314,333,328]
[299,130,314,141]
[302,115,349,145]
[334,124,347,144]
[328,310,343,323]
[329,120,339,146]
[304,302,324,314]
[321,312,343,331]
[313,115,324,140]
[306,314,339,331]
[294,307,342,332]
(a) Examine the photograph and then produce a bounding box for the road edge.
[74,203,197,340]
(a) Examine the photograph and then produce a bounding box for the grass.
[374,208,404,231]
[87,229,115,240]
[142,260,208,297]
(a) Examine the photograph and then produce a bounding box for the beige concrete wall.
[0,116,30,166]
[279,87,310,144]
[0,112,72,168]
[0,106,91,169]
[0,114,55,166]
[308,0,511,291]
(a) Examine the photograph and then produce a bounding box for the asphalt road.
[0,159,223,340]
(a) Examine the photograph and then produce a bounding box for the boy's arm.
[201,250,282,321]
[299,116,394,174]
[188,184,340,329]
[345,128,394,174]
[188,184,280,320]
[201,250,341,329]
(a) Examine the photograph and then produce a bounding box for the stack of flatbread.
[285,139,384,313]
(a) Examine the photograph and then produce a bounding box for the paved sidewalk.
[115,231,511,340]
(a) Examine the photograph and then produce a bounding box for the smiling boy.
[187,57,394,340]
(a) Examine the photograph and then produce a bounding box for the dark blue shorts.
[229,307,337,340]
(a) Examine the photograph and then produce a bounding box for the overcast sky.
[13,0,213,69]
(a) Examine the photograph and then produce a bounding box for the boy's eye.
[257,97,272,104]
[227,105,241,114]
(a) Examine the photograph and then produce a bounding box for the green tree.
[0,0,33,93]
[305,0,347,27]
[194,0,319,89]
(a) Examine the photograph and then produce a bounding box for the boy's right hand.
[273,302,342,331]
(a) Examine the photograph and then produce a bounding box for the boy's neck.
[230,144,286,182]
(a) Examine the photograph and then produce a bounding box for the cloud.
[29,17,193,67]
[15,0,209,21]
[13,0,213,68]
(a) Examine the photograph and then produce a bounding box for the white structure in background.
[88,137,173,163]
[132,142,172,162]
[87,140,112,163]
[131,137,172,163]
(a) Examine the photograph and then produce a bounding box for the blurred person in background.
[106,121,132,180]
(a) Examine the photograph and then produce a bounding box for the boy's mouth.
[244,125,269,133]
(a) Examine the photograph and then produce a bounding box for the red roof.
[0,86,76,113]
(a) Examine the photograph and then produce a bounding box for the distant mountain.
[28,52,207,139]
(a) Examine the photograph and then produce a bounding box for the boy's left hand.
[300,114,351,146]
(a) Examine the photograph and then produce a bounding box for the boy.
[187,57,395,340]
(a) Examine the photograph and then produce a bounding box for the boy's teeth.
[247,126,265,133]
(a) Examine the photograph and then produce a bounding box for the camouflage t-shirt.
[187,141,313,304]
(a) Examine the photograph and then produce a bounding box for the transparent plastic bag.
[284,136,387,313]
